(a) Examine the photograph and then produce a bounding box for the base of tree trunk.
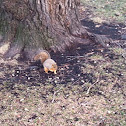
[0,0,112,61]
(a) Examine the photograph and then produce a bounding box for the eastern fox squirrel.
[43,59,57,74]
[34,50,57,74]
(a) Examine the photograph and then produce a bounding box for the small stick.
[52,87,62,103]
[66,56,85,58]
[86,73,100,95]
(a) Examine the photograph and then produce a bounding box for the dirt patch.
[81,19,126,40]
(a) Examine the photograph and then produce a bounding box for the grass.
[81,0,126,23]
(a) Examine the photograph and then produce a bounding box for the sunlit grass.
[81,0,126,23]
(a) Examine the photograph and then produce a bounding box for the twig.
[67,57,77,62]
[52,87,62,103]
[86,73,100,95]
[66,56,85,58]
[66,56,85,62]
[72,77,81,85]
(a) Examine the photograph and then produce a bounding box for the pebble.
[12,74,15,77]
[16,70,20,73]
[107,110,112,114]
[20,98,24,102]
[54,80,58,83]
[81,80,84,83]
[24,108,29,111]
[60,68,64,70]
[56,77,59,79]
[71,78,74,81]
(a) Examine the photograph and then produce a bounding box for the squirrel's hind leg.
[44,67,49,74]
[54,70,57,74]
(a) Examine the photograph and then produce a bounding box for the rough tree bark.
[0,0,110,60]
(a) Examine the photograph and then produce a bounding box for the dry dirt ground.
[0,4,126,126]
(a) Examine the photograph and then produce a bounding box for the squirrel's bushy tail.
[34,50,51,63]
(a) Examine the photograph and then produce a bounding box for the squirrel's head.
[50,64,57,74]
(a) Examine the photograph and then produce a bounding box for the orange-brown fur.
[34,51,50,63]
[43,59,57,74]
[34,50,57,74]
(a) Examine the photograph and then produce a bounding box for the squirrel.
[43,59,57,74]
[33,50,58,74]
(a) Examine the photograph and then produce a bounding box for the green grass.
[81,0,126,23]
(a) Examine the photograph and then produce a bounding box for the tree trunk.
[0,0,110,60]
